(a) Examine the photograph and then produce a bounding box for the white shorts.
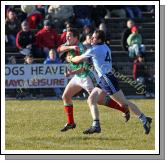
[69,75,95,93]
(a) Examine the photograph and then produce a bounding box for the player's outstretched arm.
[57,45,76,53]
[71,47,93,63]
[71,55,86,64]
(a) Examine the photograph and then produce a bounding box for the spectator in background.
[24,54,35,64]
[122,19,135,51]
[133,55,155,98]
[79,25,92,42]
[26,6,44,30]
[16,21,36,56]
[21,5,44,30]
[35,20,60,58]
[127,26,145,59]
[44,14,58,29]
[122,19,145,56]
[44,49,61,64]
[5,9,21,47]
[44,49,62,98]
[60,22,73,45]
[15,54,38,99]
[23,54,41,99]
[6,5,27,22]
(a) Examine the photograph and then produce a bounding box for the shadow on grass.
[69,136,127,141]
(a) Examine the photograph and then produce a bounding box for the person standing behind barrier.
[44,49,63,98]
[15,55,39,99]
[24,54,41,99]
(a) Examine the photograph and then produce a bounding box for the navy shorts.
[96,72,120,95]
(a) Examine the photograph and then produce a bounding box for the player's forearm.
[57,46,72,53]
[70,67,85,75]
[71,56,85,64]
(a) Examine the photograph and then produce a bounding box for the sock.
[104,96,129,113]
[139,113,147,124]
[92,120,100,127]
[64,105,74,124]
[90,105,99,121]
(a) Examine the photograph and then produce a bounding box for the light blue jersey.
[83,43,112,77]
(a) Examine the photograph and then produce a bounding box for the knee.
[87,95,96,106]
[62,93,69,101]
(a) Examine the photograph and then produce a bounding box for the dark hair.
[66,22,73,28]
[68,28,79,38]
[7,7,15,14]
[86,33,92,38]
[21,20,28,27]
[94,30,106,42]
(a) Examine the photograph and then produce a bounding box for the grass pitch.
[5,99,155,150]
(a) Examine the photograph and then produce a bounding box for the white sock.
[90,105,99,121]
[92,120,100,127]
[139,113,147,124]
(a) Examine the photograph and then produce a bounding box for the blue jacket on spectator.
[44,56,61,64]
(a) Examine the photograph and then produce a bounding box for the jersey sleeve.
[78,43,85,55]
[82,48,94,58]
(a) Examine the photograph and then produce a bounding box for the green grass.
[5,99,155,150]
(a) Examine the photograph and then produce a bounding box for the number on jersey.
[105,51,111,63]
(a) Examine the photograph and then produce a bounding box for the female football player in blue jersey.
[70,30,152,135]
